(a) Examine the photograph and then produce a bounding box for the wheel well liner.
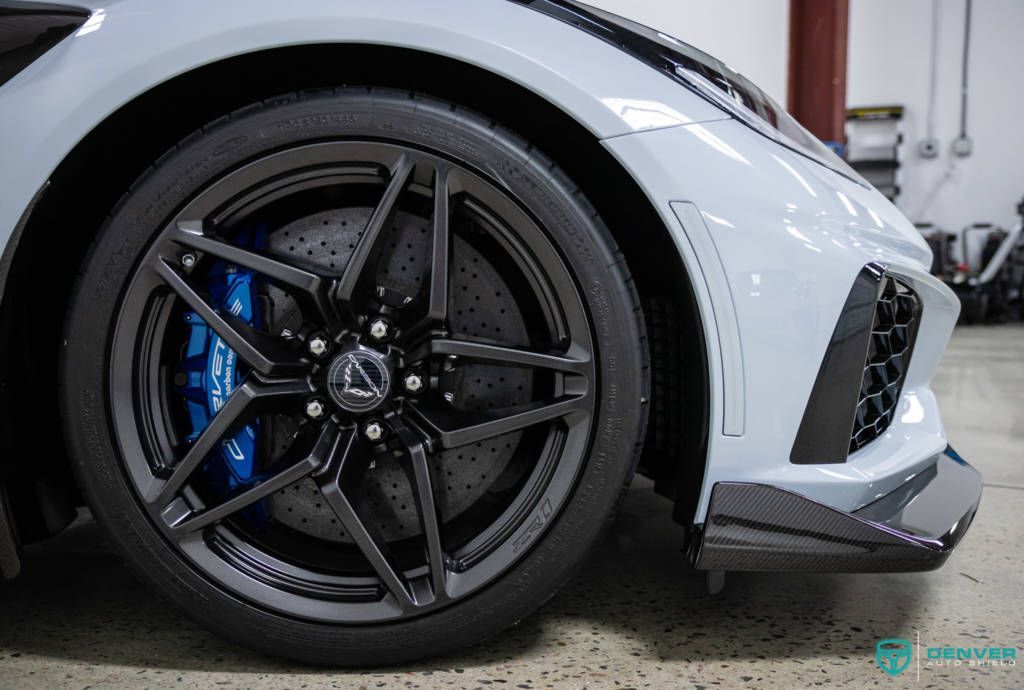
[0,43,709,543]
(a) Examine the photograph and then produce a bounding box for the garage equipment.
[915,223,956,277]
[846,106,904,203]
[947,201,1024,323]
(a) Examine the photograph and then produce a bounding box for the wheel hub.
[325,347,392,413]
[261,204,534,543]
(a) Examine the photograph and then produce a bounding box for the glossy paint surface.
[0,0,728,247]
[604,119,958,518]
[0,0,960,524]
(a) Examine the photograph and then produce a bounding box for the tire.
[60,88,649,665]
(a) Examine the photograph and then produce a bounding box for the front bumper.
[604,119,961,521]
[690,447,981,572]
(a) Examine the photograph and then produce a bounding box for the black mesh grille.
[850,276,921,452]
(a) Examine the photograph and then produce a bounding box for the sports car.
[0,0,981,665]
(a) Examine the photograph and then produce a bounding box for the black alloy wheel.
[62,89,648,664]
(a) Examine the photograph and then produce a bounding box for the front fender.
[604,118,950,521]
[0,0,726,249]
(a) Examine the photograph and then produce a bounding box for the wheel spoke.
[401,166,453,341]
[425,166,451,323]
[315,429,416,609]
[168,221,339,323]
[148,376,311,508]
[152,258,306,377]
[168,423,335,534]
[394,422,447,601]
[430,338,590,374]
[408,395,588,449]
[335,155,415,304]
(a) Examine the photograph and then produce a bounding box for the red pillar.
[787,0,849,144]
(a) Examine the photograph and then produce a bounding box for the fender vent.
[791,265,921,464]
[850,276,921,452]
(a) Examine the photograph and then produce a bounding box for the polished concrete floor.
[1,325,1021,689]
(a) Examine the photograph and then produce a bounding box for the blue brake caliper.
[174,229,269,526]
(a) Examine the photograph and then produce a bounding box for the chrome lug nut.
[305,400,325,419]
[180,253,197,269]
[363,421,385,442]
[307,336,329,357]
[368,318,391,342]
[403,372,424,394]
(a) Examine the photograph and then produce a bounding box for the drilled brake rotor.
[263,207,532,542]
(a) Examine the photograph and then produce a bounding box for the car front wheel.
[61,88,648,665]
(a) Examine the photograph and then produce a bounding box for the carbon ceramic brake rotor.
[264,206,532,542]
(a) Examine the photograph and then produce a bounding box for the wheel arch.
[0,43,710,546]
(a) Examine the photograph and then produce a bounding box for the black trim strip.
[509,0,865,186]
[790,264,885,464]
[509,0,743,112]
[691,447,981,572]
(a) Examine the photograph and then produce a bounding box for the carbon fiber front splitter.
[690,447,981,572]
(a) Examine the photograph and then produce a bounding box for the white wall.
[848,0,1024,231]
[583,1,1023,232]
[581,0,790,104]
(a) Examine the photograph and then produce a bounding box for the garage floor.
[1,325,1021,689]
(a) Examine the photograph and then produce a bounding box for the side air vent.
[850,276,921,452]
[790,265,921,465]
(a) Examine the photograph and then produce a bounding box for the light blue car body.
[0,0,956,522]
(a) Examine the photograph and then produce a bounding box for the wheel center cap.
[326,348,391,413]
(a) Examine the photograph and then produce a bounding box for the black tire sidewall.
[61,89,647,665]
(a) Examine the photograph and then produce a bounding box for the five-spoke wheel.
[63,89,646,663]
